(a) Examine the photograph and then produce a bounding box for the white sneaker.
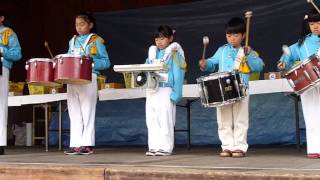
[145,149,156,156]
[155,150,172,156]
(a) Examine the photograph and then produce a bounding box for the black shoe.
[79,146,94,155]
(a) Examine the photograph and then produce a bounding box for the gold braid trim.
[89,35,105,55]
[2,28,13,46]
[172,51,187,72]
[239,50,261,74]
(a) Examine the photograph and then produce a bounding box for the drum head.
[27,58,53,63]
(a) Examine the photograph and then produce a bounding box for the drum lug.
[25,64,29,70]
[34,62,37,68]
[288,79,296,88]
[314,66,320,77]
[303,70,312,81]
[80,59,83,64]
[59,58,63,64]
[92,63,94,68]
[53,62,56,68]
[294,70,297,76]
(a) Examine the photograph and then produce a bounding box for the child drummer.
[277,10,320,159]
[64,12,110,155]
[199,17,263,157]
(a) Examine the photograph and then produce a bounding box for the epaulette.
[2,28,14,36]
[2,28,14,46]
[253,50,259,57]
[89,35,105,44]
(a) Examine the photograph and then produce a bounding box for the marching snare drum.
[285,55,320,94]
[26,58,59,86]
[54,54,93,85]
[197,71,246,107]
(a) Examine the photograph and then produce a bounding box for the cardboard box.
[264,72,282,80]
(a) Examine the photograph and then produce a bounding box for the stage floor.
[1,146,320,179]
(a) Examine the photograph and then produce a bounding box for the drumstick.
[244,11,253,55]
[307,0,320,15]
[199,36,209,71]
[202,36,209,59]
[44,41,54,59]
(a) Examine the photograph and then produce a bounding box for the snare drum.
[197,71,246,107]
[54,54,93,85]
[285,55,320,94]
[26,58,59,86]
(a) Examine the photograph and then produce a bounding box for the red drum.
[54,54,93,85]
[285,55,320,94]
[26,58,59,86]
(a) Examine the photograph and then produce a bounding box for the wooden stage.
[0,146,320,179]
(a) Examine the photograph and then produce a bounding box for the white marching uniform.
[146,88,176,153]
[216,96,249,152]
[67,33,110,148]
[67,74,98,147]
[206,44,264,152]
[279,33,320,154]
[0,26,22,146]
[300,85,320,154]
[0,67,9,146]
[145,43,186,153]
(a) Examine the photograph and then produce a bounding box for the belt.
[158,82,171,88]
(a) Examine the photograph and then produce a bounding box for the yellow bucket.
[123,72,134,88]
[249,72,260,81]
[97,75,107,90]
[28,85,45,95]
[9,82,25,95]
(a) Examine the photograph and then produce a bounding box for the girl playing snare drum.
[278,10,320,159]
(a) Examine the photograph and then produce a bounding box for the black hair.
[225,17,246,34]
[76,12,96,32]
[153,25,174,38]
[0,11,10,27]
[298,9,320,46]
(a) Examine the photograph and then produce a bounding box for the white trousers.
[0,67,9,146]
[216,96,249,152]
[146,87,176,153]
[67,74,97,147]
[300,86,320,154]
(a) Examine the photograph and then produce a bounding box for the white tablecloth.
[99,79,294,101]
[8,93,67,107]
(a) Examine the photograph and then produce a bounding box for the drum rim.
[202,96,245,107]
[55,54,89,58]
[302,54,320,66]
[285,61,303,75]
[197,71,234,82]
[27,58,53,63]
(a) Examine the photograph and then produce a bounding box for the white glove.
[163,42,185,62]
[148,45,157,63]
